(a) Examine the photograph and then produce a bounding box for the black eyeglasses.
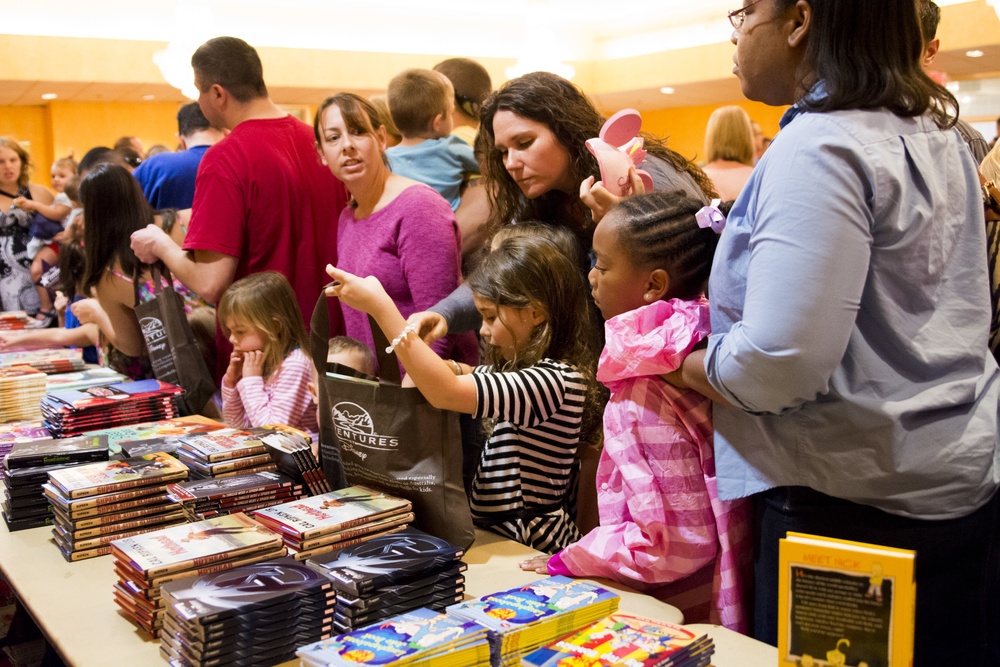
[728,0,765,31]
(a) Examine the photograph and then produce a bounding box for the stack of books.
[158,556,339,667]
[0,347,87,374]
[0,420,54,456]
[297,607,490,667]
[175,428,286,480]
[41,379,185,437]
[304,526,467,633]
[0,310,31,330]
[45,367,127,393]
[2,435,109,531]
[83,414,227,457]
[252,485,414,561]
[0,367,47,422]
[110,512,286,636]
[167,470,307,521]
[254,426,331,497]
[45,452,189,561]
[447,575,620,666]
[520,613,715,667]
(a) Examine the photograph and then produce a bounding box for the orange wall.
[0,101,182,187]
[643,100,789,164]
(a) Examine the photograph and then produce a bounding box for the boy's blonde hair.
[386,69,452,138]
[217,271,307,378]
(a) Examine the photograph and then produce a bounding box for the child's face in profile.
[589,213,656,320]
[473,294,544,361]
[225,317,266,354]
[51,166,74,193]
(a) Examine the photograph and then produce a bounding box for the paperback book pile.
[0,366,47,422]
[167,470,307,521]
[41,378,185,437]
[254,426,331,496]
[158,556,340,667]
[45,452,189,561]
[447,575,620,667]
[520,613,715,667]
[0,347,87,374]
[2,434,109,531]
[304,526,467,632]
[175,427,295,480]
[83,414,227,457]
[110,512,286,636]
[0,310,30,330]
[0,420,52,453]
[253,485,414,561]
[45,367,127,393]
[297,606,490,667]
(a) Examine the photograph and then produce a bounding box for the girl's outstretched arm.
[326,265,478,414]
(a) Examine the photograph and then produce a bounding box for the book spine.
[143,542,287,579]
[202,444,268,463]
[65,473,186,499]
[9,450,109,468]
[69,511,186,539]
[68,518,188,550]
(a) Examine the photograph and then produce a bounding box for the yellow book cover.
[778,532,915,667]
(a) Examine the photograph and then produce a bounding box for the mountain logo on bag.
[331,401,399,451]
[139,316,168,353]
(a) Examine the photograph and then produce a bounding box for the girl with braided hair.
[519,191,751,632]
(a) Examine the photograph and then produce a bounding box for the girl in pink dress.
[520,190,752,632]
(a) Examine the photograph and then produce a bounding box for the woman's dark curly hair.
[478,72,716,251]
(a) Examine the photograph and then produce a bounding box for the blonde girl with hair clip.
[218,271,318,435]
[326,234,600,554]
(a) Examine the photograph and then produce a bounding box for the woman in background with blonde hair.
[700,106,755,200]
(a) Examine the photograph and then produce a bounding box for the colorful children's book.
[46,452,188,499]
[296,607,489,667]
[82,414,225,456]
[778,532,916,667]
[521,613,714,667]
[252,485,412,542]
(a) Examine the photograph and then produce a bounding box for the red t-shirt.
[184,115,349,378]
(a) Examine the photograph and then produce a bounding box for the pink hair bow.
[696,198,726,234]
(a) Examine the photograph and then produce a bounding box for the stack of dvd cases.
[45,452,189,561]
[167,470,307,521]
[158,556,339,667]
[110,512,286,636]
[252,485,414,561]
[2,434,109,531]
[304,527,467,633]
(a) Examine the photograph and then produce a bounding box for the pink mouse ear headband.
[696,198,726,234]
[586,109,655,197]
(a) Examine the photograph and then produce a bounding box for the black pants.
[754,485,1000,667]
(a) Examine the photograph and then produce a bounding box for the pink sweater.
[221,348,318,435]
[548,298,752,632]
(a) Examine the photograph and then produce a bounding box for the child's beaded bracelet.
[385,323,418,354]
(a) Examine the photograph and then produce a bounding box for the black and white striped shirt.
[469,359,586,522]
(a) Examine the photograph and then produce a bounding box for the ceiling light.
[40,93,57,100]
[966,50,985,58]
[142,94,156,100]
[659,87,676,95]
[946,81,961,92]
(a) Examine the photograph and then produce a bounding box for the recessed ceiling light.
[966,49,985,58]
[946,81,961,92]
[40,93,58,100]
[659,86,676,95]
[142,94,156,100]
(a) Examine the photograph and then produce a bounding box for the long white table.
[0,522,776,666]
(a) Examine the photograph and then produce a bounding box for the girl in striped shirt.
[520,192,752,631]
[326,234,599,554]
[219,272,318,436]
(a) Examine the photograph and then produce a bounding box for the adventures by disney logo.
[331,402,399,452]
[139,316,168,354]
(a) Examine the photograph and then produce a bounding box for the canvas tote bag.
[133,263,216,416]
[309,293,475,549]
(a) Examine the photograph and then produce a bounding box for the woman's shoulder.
[387,179,452,209]
[27,183,54,204]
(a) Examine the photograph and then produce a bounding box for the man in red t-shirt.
[131,36,349,379]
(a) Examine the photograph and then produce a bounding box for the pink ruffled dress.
[547,297,752,632]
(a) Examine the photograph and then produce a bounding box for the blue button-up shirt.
[706,86,1000,519]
